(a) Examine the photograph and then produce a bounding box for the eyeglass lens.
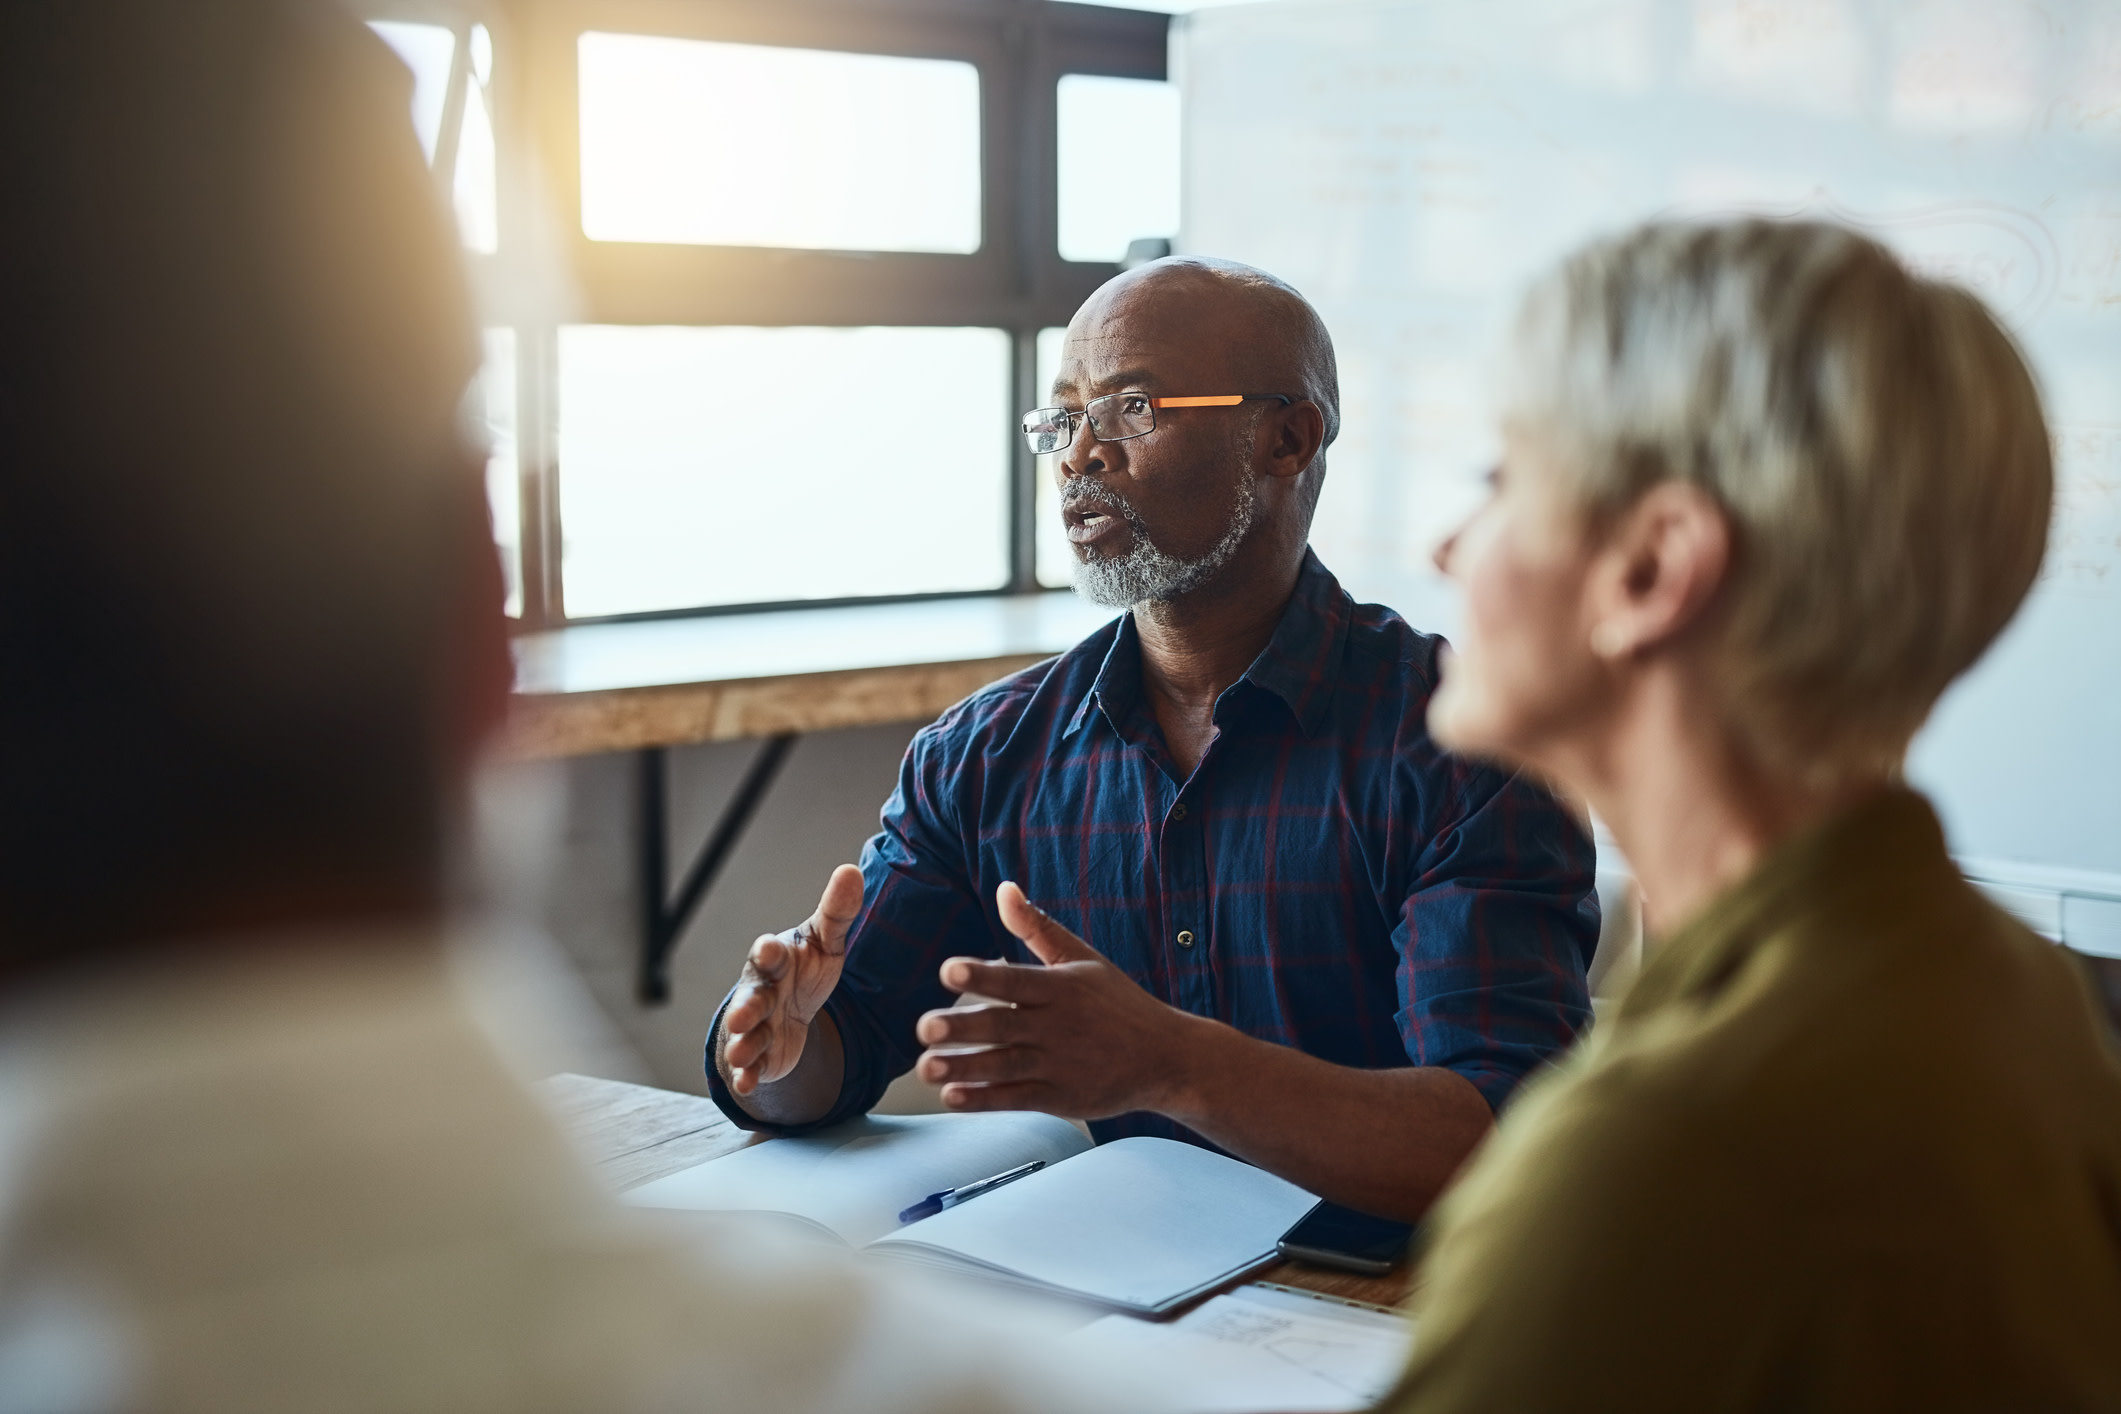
[1020,391,1158,454]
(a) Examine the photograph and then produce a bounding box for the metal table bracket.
[637,734,797,1005]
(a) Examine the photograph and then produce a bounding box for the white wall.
[1177,0,2121,948]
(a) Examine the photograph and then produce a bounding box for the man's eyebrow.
[1048,368,1156,403]
[1084,368,1159,395]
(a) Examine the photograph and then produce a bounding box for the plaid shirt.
[708,552,1599,1148]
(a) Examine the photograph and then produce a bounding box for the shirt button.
[1176,930,1196,948]
[1172,803,1188,821]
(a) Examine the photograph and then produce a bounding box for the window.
[578,35,982,254]
[366,18,497,242]
[370,16,511,607]
[557,325,1010,616]
[1057,75,1181,263]
[368,21,456,160]
[454,24,498,253]
[368,2,1168,627]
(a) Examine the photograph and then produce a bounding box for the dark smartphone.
[1275,1201,1416,1276]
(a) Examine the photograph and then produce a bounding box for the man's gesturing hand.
[914,881,1202,1120]
[722,863,863,1096]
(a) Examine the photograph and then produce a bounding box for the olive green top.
[1382,789,2121,1413]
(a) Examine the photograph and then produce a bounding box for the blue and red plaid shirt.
[708,551,1599,1148]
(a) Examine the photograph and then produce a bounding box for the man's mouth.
[1056,491,1128,546]
[1064,501,1127,546]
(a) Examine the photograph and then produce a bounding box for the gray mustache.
[1060,481,1138,521]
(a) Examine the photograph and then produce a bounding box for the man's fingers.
[809,863,864,954]
[723,982,776,1034]
[939,956,1054,1003]
[723,1004,782,1069]
[730,1059,784,1095]
[916,1003,1017,1047]
[746,934,790,981]
[723,1021,766,1069]
[918,1043,1040,1086]
[995,881,1100,966]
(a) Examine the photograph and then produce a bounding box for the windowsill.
[513,589,1111,697]
[503,589,1116,758]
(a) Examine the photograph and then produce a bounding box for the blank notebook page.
[623,1111,1091,1247]
[870,1136,1318,1312]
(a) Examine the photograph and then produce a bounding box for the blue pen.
[897,1159,1047,1224]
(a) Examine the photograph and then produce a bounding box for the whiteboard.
[1179,0,2121,941]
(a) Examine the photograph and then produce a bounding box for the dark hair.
[0,1,483,960]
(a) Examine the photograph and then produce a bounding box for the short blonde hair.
[1503,219,2053,784]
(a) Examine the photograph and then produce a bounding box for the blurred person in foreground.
[710,254,1601,1222]
[0,5,1168,1411]
[1377,219,2121,1412]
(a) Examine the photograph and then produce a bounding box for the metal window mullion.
[516,323,564,627]
[1008,327,1040,592]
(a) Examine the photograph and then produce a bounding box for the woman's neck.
[1561,668,1888,938]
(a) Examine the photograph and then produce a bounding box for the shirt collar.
[1239,548,1352,736]
[1616,787,1955,1025]
[1064,549,1352,740]
[1066,613,1143,739]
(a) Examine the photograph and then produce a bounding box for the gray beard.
[1066,473,1259,609]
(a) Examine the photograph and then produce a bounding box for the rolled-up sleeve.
[1394,761,1600,1113]
[704,715,997,1132]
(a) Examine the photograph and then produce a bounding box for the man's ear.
[1583,481,1731,661]
[1263,399,1328,480]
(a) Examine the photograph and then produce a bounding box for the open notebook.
[623,1112,1318,1317]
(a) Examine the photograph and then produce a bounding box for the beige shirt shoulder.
[1384,789,2121,1414]
[0,935,1144,1414]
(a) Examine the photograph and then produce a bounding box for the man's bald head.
[1068,256,1341,479]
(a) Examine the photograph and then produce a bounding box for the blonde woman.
[1382,221,2121,1411]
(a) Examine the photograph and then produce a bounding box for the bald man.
[707,260,1600,1218]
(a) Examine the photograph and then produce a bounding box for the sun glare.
[577,32,982,254]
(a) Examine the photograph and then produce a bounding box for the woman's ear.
[1584,481,1731,661]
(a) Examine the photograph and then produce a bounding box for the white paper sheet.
[1067,1284,1414,1413]
[868,1137,1319,1315]
[621,1111,1090,1248]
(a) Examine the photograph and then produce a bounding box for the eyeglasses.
[1020,392,1295,456]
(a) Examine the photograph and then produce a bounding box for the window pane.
[578,33,981,254]
[454,71,498,253]
[1057,75,1179,263]
[558,326,1009,617]
[1034,326,1075,589]
[476,330,521,618]
[367,21,456,163]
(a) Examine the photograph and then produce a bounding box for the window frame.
[387,0,1170,628]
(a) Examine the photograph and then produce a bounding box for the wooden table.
[503,593,1116,1002]
[505,592,1115,760]
[538,1072,1416,1312]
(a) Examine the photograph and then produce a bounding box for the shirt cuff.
[700,990,879,1135]
[1453,1062,1536,1117]
[700,990,787,1135]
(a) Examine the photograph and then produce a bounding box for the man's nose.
[1056,414,1106,480]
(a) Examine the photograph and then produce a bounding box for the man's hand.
[721,864,863,1096]
[913,881,1202,1119]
